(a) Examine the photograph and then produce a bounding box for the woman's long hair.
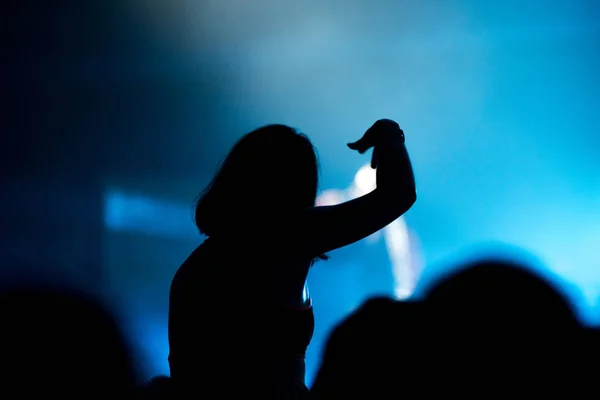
[194,124,327,260]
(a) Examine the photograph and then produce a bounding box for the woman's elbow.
[400,189,417,213]
[380,187,416,216]
[406,189,417,207]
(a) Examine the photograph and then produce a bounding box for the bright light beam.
[316,164,421,298]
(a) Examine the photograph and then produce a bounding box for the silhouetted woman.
[168,119,416,398]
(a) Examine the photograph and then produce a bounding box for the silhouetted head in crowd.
[0,285,137,398]
[423,258,578,329]
[311,297,428,399]
[194,124,321,237]
[422,258,583,396]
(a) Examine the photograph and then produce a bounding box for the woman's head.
[194,124,320,237]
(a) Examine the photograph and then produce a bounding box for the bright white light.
[318,165,421,300]
[383,218,417,300]
[316,189,346,206]
[354,164,376,194]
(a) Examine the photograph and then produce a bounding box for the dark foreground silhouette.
[0,284,138,399]
[311,258,592,399]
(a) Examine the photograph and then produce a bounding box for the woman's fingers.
[347,141,360,150]
[347,140,368,154]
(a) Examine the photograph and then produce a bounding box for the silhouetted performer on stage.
[168,119,416,398]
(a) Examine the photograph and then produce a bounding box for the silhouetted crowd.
[2,256,596,399]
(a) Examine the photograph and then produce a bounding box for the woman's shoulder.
[171,242,212,284]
